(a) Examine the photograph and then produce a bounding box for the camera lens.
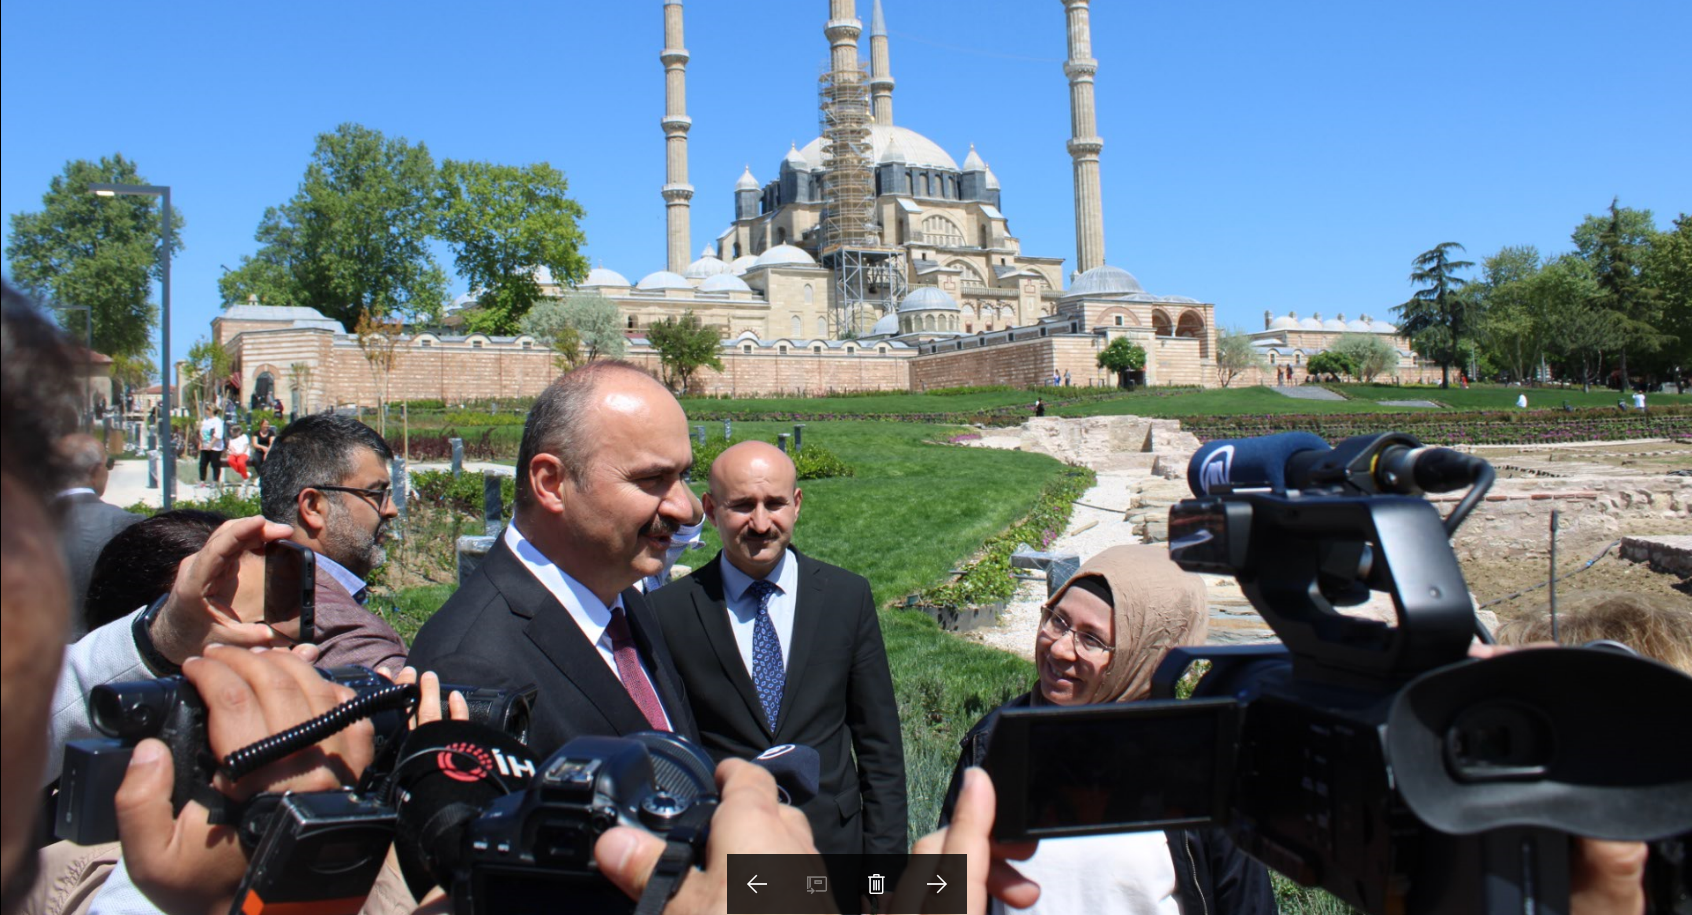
[90,679,181,740]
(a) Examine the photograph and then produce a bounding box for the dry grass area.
[1483,440,1692,478]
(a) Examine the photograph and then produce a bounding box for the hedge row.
[1180,406,1692,445]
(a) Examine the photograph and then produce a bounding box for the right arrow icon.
[928,875,948,892]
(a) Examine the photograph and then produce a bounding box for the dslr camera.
[985,431,1692,914]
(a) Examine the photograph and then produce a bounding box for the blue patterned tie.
[747,579,785,730]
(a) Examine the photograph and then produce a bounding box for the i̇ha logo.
[438,742,495,783]
[1198,445,1234,494]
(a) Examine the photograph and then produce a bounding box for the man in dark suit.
[53,433,141,639]
[409,362,699,754]
[650,441,907,854]
[258,414,407,672]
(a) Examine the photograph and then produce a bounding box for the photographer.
[937,545,1274,915]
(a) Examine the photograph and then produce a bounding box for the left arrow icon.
[747,875,768,894]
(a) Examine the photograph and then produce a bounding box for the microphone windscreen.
[751,744,821,807]
[1187,432,1330,496]
[390,721,539,899]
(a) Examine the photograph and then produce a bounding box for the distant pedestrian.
[1516,393,1529,409]
[1064,370,1072,387]
[1034,397,1046,417]
[1633,391,1646,412]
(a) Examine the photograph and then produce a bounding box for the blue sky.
[4,0,1689,359]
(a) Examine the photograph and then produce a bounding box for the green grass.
[1327,382,1692,411]
[1053,386,1393,417]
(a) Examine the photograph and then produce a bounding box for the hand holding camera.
[112,645,376,915]
[147,517,299,668]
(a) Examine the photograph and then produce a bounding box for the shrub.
[411,469,515,517]
[690,436,855,481]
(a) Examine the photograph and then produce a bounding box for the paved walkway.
[1269,384,1346,401]
[1379,399,1443,408]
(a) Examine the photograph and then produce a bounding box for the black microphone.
[1187,432,1330,496]
[389,721,539,900]
[1372,444,1489,495]
[750,744,821,806]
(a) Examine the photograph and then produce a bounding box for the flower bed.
[1179,406,1692,446]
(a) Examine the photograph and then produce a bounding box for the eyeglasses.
[310,483,394,510]
[1040,610,1115,659]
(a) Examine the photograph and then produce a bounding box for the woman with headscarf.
[938,544,1275,915]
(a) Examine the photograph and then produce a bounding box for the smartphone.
[264,540,316,644]
[982,698,1238,842]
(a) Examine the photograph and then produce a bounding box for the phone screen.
[985,698,1236,841]
[264,541,315,644]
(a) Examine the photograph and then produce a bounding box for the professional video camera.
[985,431,1692,914]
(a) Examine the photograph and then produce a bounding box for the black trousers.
[199,449,223,482]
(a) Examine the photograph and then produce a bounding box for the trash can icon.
[867,874,885,895]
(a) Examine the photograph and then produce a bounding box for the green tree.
[6,155,185,365]
[1475,246,1545,384]
[1305,350,1352,380]
[1538,254,1608,390]
[1394,242,1476,388]
[183,337,231,417]
[646,311,723,393]
[1095,337,1147,388]
[1644,214,1691,389]
[520,291,626,369]
[1330,333,1396,382]
[1586,199,1665,389]
[1213,328,1265,387]
[1572,203,1657,263]
[219,123,446,328]
[436,160,589,334]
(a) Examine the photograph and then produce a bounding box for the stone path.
[1379,399,1443,408]
[1270,384,1346,401]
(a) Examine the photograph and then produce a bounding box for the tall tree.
[1330,333,1397,382]
[1586,199,1664,389]
[1644,213,1691,389]
[1476,245,1544,383]
[6,154,185,363]
[1395,242,1476,388]
[1213,328,1264,387]
[646,311,723,393]
[436,160,589,334]
[1538,254,1608,391]
[520,291,626,369]
[219,123,446,328]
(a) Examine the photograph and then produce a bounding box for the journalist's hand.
[912,767,1040,913]
[380,667,471,729]
[151,516,297,665]
[113,645,376,915]
[594,758,817,913]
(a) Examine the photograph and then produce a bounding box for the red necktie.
[605,607,670,731]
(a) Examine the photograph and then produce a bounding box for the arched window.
[1114,315,1124,326]
[948,260,985,286]
[922,215,965,247]
[733,241,742,258]
[803,284,813,305]
[924,314,936,331]
[791,315,802,337]
[1269,353,1277,364]
[743,344,753,354]
[1152,310,1173,337]
[979,224,988,248]
[817,316,827,337]
[627,315,637,330]
[1176,311,1204,339]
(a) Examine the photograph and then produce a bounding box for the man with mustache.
[409,361,699,752]
[258,413,408,671]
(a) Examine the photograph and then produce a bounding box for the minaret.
[1063,0,1106,275]
[827,1,862,77]
[868,0,894,126]
[661,0,693,274]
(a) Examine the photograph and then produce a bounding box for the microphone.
[1188,432,1330,496]
[751,744,821,806]
[389,721,538,899]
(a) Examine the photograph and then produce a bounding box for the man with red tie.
[408,361,699,751]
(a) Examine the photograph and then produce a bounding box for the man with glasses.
[258,414,407,671]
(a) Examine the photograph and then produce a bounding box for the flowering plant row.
[1181,407,1691,446]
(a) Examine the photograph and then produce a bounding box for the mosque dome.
[870,311,901,336]
[684,246,731,279]
[795,124,960,171]
[1322,315,1348,332]
[1345,317,1372,332]
[1369,319,1399,334]
[1267,313,1300,331]
[730,255,759,275]
[1068,265,1146,297]
[898,286,959,312]
[698,273,752,293]
[636,270,691,291]
[752,244,816,267]
[984,166,1000,190]
[961,144,987,172]
[528,265,556,285]
[581,266,631,288]
[450,291,479,311]
[1298,315,1325,330]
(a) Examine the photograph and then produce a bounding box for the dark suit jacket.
[311,562,408,673]
[407,538,698,756]
[56,492,143,640]
[650,549,908,854]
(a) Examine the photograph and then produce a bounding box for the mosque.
[214,1,1429,410]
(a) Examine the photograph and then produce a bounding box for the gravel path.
[1270,384,1347,401]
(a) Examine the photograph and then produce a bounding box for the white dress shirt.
[718,548,799,674]
[502,521,672,729]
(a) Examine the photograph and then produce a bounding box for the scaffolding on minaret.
[818,65,905,338]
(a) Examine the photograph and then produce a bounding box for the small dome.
[898,286,959,312]
[984,166,1000,190]
[698,273,752,293]
[581,266,631,288]
[1322,316,1348,331]
[636,270,691,291]
[1345,317,1371,332]
[1370,319,1399,334]
[730,255,759,275]
[870,312,901,336]
[684,249,731,279]
[753,244,816,267]
[735,165,759,191]
[1069,265,1146,297]
[1267,313,1300,331]
[961,144,987,172]
[1298,316,1324,330]
[783,144,810,169]
[450,291,478,311]
[529,265,556,285]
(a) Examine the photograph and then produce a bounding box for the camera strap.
[634,803,713,915]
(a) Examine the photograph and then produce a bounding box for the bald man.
[650,441,908,855]
[53,433,141,638]
[409,361,699,754]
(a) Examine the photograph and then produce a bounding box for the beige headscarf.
[1039,544,1209,705]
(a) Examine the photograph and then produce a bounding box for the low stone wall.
[1443,477,1691,561]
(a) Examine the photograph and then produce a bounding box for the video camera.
[985,431,1692,914]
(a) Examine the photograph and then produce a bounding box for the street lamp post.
[89,183,173,508]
